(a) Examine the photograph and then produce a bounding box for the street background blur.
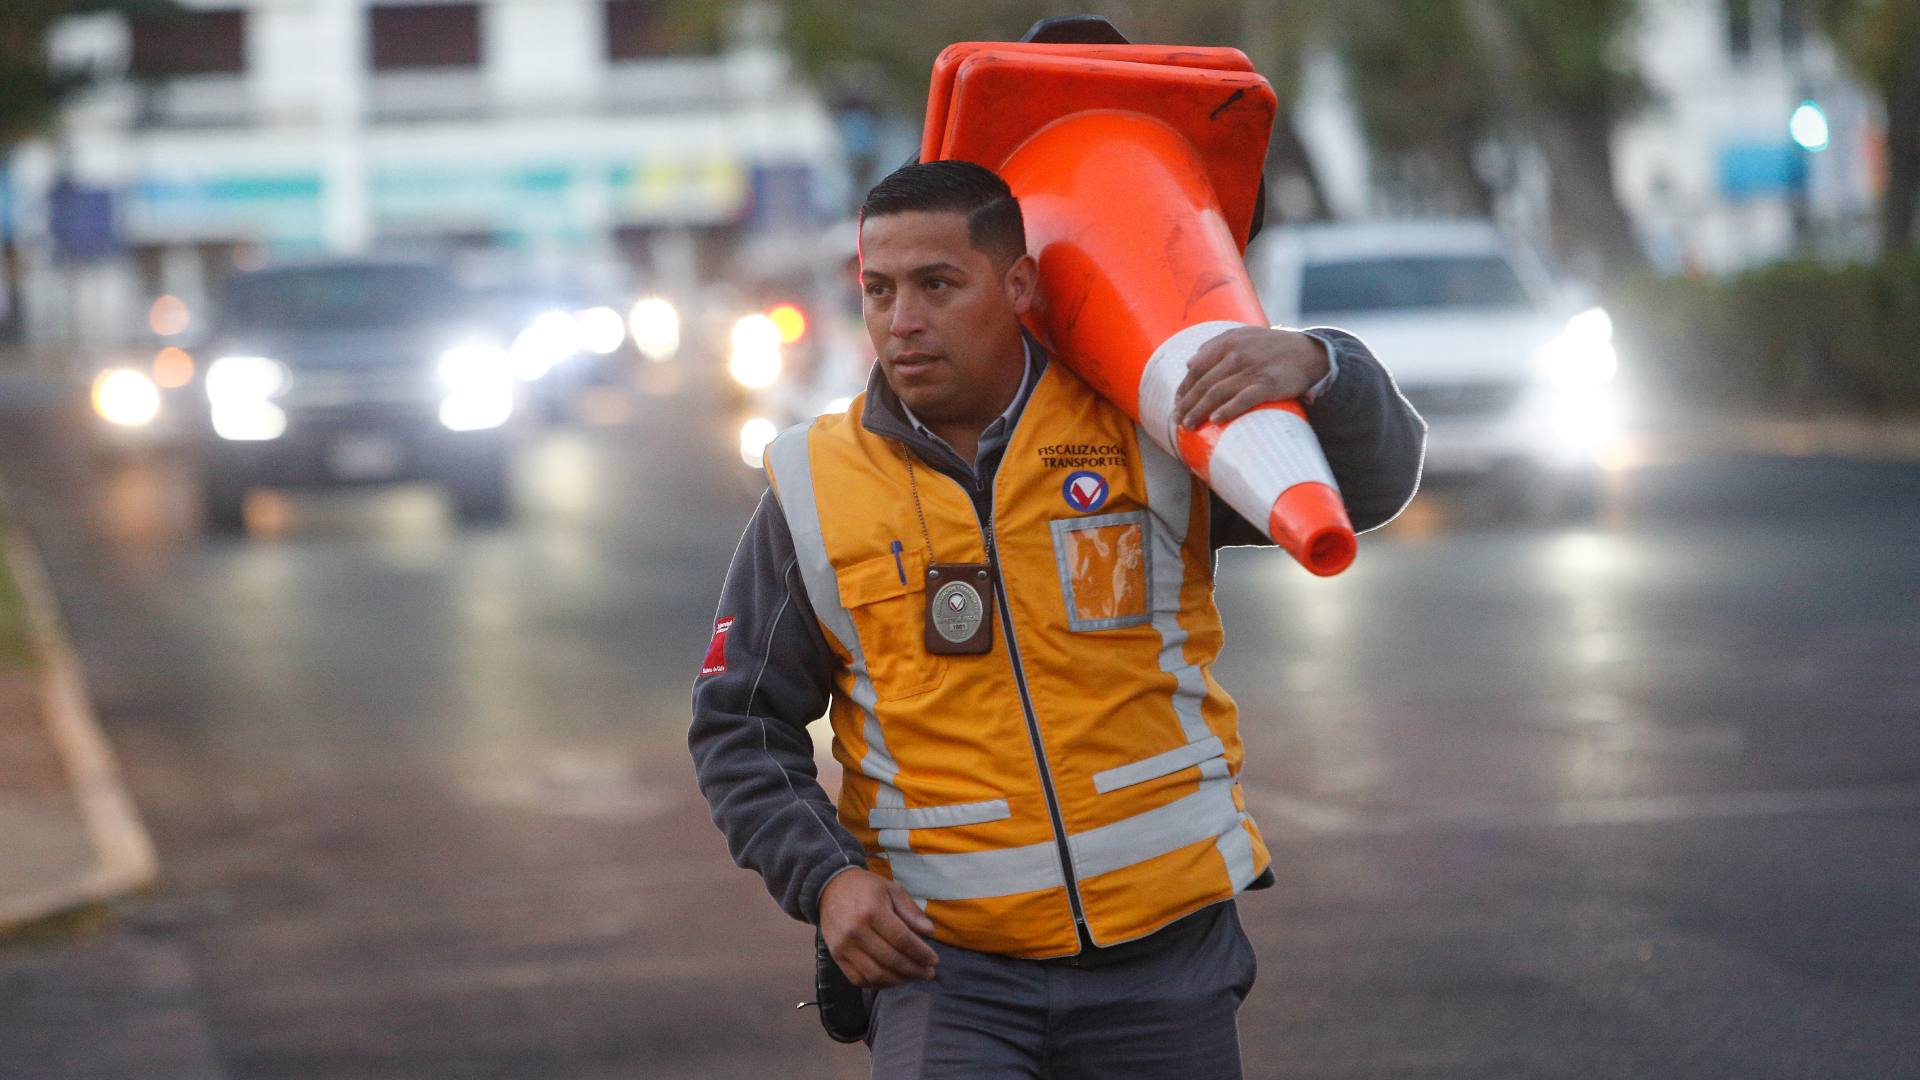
[1,2,1917,1078]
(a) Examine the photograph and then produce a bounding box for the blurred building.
[1291,0,1881,278]
[4,0,846,355]
[1614,0,1880,274]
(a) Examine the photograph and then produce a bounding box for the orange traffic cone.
[925,43,1357,576]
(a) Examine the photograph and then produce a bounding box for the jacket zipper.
[970,472,1090,939]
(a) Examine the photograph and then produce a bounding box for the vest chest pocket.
[1049,511,1152,632]
[835,549,946,700]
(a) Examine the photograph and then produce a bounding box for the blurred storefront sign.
[128,173,327,248]
[611,159,749,223]
[50,182,124,261]
[1718,142,1808,200]
[124,158,753,251]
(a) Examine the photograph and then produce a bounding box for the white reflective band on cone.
[1136,321,1338,542]
[1138,321,1246,453]
[1208,408,1335,525]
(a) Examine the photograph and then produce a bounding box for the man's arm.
[689,490,866,924]
[689,491,940,987]
[1194,327,1426,547]
[1295,328,1425,533]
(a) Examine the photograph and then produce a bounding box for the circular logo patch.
[931,580,985,644]
[1062,471,1109,513]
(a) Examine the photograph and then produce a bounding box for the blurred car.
[187,258,521,531]
[1249,219,1624,515]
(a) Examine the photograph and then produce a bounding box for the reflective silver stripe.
[1138,429,1214,746]
[765,421,904,844]
[1049,510,1153,632]
[1092,735,1226,794]
[883,780,1245,901]
[884,838,1066,902]
[867,799,1011,831]
[1215,814,1260,891]
[1068,777,1242,880]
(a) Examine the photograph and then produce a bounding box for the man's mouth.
[890,353,943,375]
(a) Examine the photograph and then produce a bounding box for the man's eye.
[864,283,890,299]
[926,279,950,291]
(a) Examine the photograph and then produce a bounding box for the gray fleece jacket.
[689,329,1425,931]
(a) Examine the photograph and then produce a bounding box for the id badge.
[925,563,994,655]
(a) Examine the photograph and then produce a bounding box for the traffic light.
[1789,100,1830,153]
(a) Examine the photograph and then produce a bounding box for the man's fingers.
[875,908,939,971]
[1180,370,1258,428]
[888,885,937,936]
[829,935,889,989]
[1176,355,1246,419]
[1177,342,1237,397]
[1206,385,1276,427]
[847,926,934,985]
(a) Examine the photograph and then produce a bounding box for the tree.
[1458,0,1650,277]
[1335,4,1499,216]
[1810,0,1920,253]
[1335,0,1650,278]
[684,2,1333,220]
[0,0,177,148]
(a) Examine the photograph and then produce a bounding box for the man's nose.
[889,293,926,338]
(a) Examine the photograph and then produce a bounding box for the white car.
[1248,219,1624,514]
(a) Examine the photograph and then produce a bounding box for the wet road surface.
[2,379,1916,1079]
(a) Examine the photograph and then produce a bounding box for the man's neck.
[928,418,990,466]
[901,340,1031,467]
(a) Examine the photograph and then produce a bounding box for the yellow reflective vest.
[765,359,1270,959]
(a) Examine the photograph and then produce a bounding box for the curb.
[0,527,158,933]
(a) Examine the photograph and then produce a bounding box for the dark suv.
[193,259,519,531]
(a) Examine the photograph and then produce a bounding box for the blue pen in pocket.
[890,539,906,584]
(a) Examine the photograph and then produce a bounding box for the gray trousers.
[867,901,1257,1080]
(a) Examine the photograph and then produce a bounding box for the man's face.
[858,210,1035,432]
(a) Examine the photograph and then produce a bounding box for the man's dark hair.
[859,160,1027,266]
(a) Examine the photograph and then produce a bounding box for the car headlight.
[92,368,162,428]
[628,297,680,362]
[438,344,515,431]
[439,344,513,391]
[728,314,783,389]
[739,416,778,468]
[205,355,289,404]
[1533,307,1618,386]
[575,306,626,356]
[205,356,290,440]
[509,310,581,381]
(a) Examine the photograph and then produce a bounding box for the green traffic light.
[1789,100,1830,153]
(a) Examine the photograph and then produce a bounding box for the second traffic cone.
[926,45,1355,576]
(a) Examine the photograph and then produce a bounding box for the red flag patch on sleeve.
[701,617,735,676]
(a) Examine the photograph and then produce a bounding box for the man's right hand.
[819,868,939,988]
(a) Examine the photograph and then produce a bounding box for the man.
[691,160,1423,1077]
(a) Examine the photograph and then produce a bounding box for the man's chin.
[884,367,948,404]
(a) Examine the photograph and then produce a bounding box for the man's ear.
[1005,253,1039,316]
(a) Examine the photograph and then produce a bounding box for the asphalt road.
[1,377,1916,1080]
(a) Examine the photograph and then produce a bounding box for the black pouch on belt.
[810,929,871,1043]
